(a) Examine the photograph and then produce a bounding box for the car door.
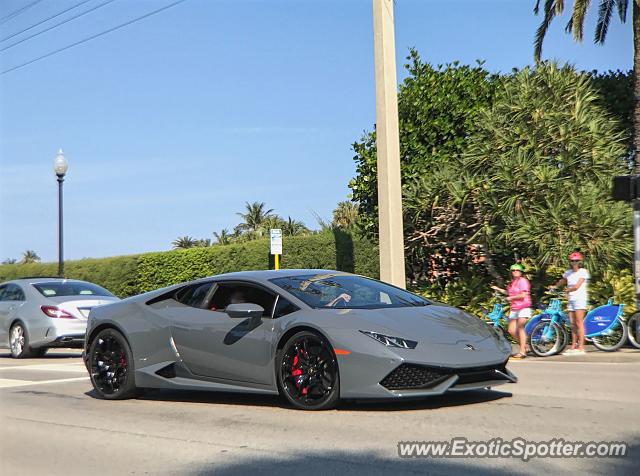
[0,285,9,347]
[0,284,26,348]
[168,280,277,385]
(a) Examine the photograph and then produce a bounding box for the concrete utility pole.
[372,0,406,288]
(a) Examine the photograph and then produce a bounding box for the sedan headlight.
[359,330,418,349]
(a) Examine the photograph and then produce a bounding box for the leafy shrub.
[0,232,378,297]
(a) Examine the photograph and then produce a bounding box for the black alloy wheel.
[88,328,136,399]
[277,331,340,410]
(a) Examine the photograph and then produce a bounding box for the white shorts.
[567,298,588,311]
[509,308,532,320]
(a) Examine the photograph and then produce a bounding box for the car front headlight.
[359,330,418,349]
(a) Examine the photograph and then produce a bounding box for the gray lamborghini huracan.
[84,270,516,410]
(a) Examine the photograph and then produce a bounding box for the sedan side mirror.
[225,303,264,321]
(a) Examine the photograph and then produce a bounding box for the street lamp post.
[53,149,68,277]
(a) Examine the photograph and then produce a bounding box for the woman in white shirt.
[551,252,589,355]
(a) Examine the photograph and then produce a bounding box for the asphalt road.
[0,348,638,476]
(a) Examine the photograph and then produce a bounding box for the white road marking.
[0,377,88,389]
[0,364,87,373]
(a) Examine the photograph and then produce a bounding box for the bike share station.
[486,294,637,357]
[482,176,640,357]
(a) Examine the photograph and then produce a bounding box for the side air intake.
[155,363,177,379]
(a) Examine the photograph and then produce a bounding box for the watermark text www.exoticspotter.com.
[398,438,627,462]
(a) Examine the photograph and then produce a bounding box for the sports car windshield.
[33,281,114,298]
[270,274,430,309]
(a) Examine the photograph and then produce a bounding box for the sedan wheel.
[10,323,32,359]
[88,329,137,400]
[277,331,340,410]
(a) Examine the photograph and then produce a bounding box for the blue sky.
[0,0,632,262]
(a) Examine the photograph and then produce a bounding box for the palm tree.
[172,236,197,249]
[236,201,274,233]
[312,211,336,232]
[533,0,639,172]
[21,250,40,264]
[213,229,232,245]
[195,238,211,247]
[332,201,359,229]
[282,216,310,236]
[2,258,17,265]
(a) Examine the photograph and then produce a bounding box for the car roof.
[196,269,352,282]
[3,278,91,285]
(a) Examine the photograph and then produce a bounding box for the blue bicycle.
[483,294,510,342]
[527,295,627,356]
[527,298,570,357]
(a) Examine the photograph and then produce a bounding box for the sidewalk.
[515,345,640,363]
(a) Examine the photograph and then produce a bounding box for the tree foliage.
[405,63,630,288]
[172,236,198,249]
[533,0,631,61]
[21,250,40,264]
[0,233,379,298]
[332,201,359,229]
[351,54,631,303]
[350,49,498,238]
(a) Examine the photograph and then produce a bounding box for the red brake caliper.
[291,352,308,395]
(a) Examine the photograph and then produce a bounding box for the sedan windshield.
[270,274,430,309]
[32,281,114,298]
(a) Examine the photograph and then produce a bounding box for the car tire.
[9,322,36,359]
[88,328,137,400]
[276,330,340,410]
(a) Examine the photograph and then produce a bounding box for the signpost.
[612,175,640,307]
[270,228,282,270]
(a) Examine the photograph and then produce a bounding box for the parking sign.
[270,229,282,255]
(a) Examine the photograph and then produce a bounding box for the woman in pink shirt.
[491,264,532,359]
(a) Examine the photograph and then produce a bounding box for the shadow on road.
[0,351,82,360]
[94,387,512,412]
[191,437,640,476]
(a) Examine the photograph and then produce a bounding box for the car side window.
[209,283,276,317]
[175,283,214,309]
[3,284,25,301]
[0,285,6,301]
[273,296,299,318]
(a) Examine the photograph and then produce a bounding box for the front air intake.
[380,364,449,390]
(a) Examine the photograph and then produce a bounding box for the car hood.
[327,304,495,344]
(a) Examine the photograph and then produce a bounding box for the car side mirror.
[225,303,264,321]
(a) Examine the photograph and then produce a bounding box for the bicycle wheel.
[556,323,569,355]
[591,320,628,352]
[627,313,640,349]
[528,321,563,357]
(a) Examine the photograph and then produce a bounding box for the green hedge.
[0,231,379,297]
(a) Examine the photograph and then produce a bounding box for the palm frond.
[571,0,593,41]
[595,0,616,43]
[534,0,559,61]
[616,0,628,21]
